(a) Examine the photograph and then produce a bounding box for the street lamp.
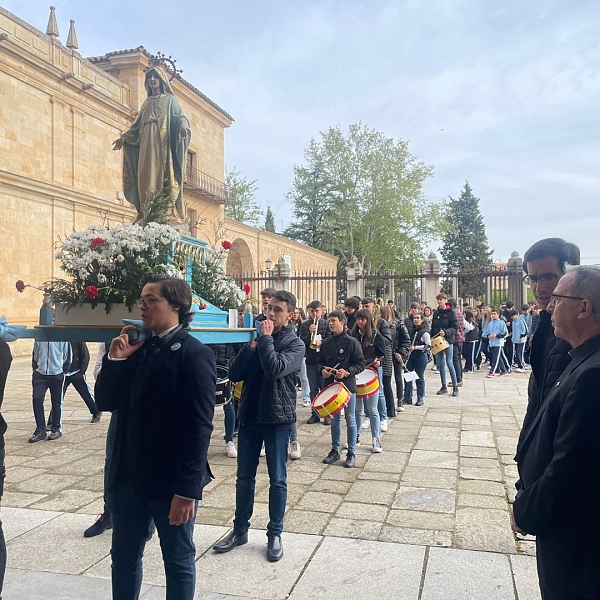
[265,258,273,271]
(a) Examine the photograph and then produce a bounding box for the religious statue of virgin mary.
[113,65,191,220]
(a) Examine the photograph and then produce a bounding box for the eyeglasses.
[522,273,560,285]
[548,294,586,306]
[135,296,166,308]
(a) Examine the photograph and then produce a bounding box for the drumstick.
[366,357,384,369]
[322,363,340,374]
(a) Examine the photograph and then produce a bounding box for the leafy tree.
[264,206,276,233]
[283,123,441,272]
[224,167,262,226]
[440,182,494,298]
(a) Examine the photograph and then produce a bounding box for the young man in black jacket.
[318,311,365,468]
[214,290,304,563]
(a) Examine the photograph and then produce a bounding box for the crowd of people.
[0,237,598,600]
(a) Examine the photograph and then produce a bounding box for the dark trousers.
[463,341,478,372]
[382,374,395,418]
[0,347,11,410]
[32,371,64,433]
[107,484,197,600]
[513,343,525,369]
[306,363,324,420]
[404,352,428,401]
[489,346,509,374]
[0,447,6,599]
[452,342,463,383]
[504,337,514,367]
[392,358,404,407]
[233,424,290,538]
[64,371,99,415]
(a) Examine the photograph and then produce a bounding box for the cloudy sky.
[6,0,600,263]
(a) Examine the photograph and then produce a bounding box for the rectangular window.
[187,207,198,238]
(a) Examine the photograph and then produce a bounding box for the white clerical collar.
[156,324,180,338]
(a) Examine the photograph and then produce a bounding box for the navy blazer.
[96,327,216,501]
[513,333,600,597]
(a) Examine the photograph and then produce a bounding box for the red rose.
[199,302,207,310]
[15,280,25,293]
[221,240,232,250]
[91,237,106,248]
[85,285,99,300]
[243,283,251,296]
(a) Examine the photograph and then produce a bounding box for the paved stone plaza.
[0,355,540,599]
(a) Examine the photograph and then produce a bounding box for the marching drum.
[312,382,351,419]
[430,333,450,355]
[355,367,380,399]
[215,365,232,405]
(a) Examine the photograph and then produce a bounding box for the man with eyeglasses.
[512,265,600,600]
[96,274,216,600]
[515,239,580,447]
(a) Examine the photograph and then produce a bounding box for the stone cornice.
[0,30,134,124]
[224,219,338,262]
[0,169,136,220]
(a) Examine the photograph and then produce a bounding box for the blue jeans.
[435,345,458,387]
[233,424,290,538]
[331,393,357,453]
[223,401,236,443]
[355,393,380,438]
[299,358,310,404]
[376,366,387,420]
[306,363,323,401]
[107,485,197,600]
[404,352,427,401]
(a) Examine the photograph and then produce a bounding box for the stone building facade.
[0,6,337,330]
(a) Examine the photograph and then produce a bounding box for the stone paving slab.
[288,537,425,600]
[1,506,61,541]
[510,554,542,600]
[421,547,516,600]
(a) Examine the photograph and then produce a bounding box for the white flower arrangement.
[47,222,181,312]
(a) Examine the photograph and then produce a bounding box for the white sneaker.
[372,437,383,453]
[380,420,388,432]
[397,404,405,412]
[289,440,301,460]
[225,441,237,458]
[361,419,370,430]
[260,444,266,457]
[302,400,311,407]
[515,368,525,373]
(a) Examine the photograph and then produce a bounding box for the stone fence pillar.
[421,252,441,305]
[507,251,527,308]
[345,259,364,299]
[273,256,292,292]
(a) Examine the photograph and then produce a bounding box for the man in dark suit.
[512,265,600,600]
[96,275,216,600]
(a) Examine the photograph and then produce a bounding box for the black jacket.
[69,342,90,373]
[517,311,573,452]
[316,331,365,394]
[404,313,430,337]
[375,316,392,343]
[352,329,387,366]
[394,321,411,360]
[345,311,357,332]
[513,334,600,597]
[230,324,304,425]
[299,318,331,365]
[96,327,216,501]
[431,307,458,345]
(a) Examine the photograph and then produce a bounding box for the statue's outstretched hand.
[112,137,124,151]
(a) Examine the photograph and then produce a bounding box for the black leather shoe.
[212,530,248,553]
[436,386,448,396]
[84,512,112,538]
[322,449,340,464]
[452,387,459,397]
[415,398,424,406]
[90,413,102,424]
[47,431,62,441]
[403,399,413,405]
[28,431,47,443]
[306,412,320,424]
[267,535,283,562]
[344,452,355,468]
[323,418,331,426]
